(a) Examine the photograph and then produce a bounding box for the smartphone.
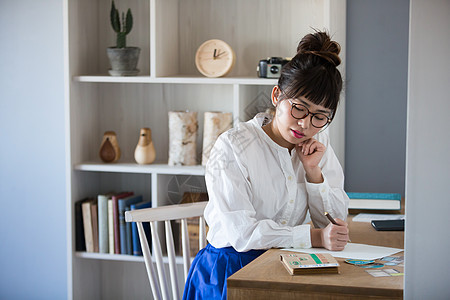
[371,219,405,231]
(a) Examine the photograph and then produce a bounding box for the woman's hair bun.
[296,30,341,67]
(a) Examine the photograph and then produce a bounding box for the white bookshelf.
[64,0,346,298]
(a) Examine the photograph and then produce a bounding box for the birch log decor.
[201,112,232,166]
[168,111,198,166]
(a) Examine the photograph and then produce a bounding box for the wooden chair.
[125,201,208,300]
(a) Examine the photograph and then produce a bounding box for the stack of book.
[347,192,402,211]
[176,192,209,257]
[75,192,151,256]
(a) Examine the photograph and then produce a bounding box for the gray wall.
[345,0,409,195]
[405,0,450,297]
[0,0,67,298]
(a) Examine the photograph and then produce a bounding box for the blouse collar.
[250,113,294,154]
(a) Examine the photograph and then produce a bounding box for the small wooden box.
[183,218,209,257]
[176,192,209,257]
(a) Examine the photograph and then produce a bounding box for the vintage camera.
[257,57,291,78]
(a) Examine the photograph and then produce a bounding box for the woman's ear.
[271,86,281,106]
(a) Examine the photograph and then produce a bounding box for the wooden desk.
[227,216,404,299]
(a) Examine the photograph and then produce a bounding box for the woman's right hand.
[320,218,349,251]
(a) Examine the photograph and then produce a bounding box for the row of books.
[75,192,151,256]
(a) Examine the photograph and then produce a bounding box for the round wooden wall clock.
[195,39,236,78]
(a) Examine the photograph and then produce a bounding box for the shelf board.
[74,161,206,176]
[74,74,277,85]
[76,252,145,262]
[75,251,194,264]
[74,75,153,83]
[153,76,278,86]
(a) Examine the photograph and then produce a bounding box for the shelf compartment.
[74,83,240,164]
[68,0,151,77]
[153,0,328,77]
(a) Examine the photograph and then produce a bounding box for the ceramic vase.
[99,131,121,163]
[134,128,156,164]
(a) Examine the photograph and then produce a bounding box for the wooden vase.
[99,131,121,163]
[134,128,156,164]
[202,112,232,165]
[168,111,198,166]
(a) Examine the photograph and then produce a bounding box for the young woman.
[183,30,349,300]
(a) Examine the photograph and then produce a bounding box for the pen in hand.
[324,212,338,225]
[324,212,351,243]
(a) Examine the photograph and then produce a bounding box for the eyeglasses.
[286,99,331,128]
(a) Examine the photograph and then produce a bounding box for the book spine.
[112,192,134,254]
[81,201,94,253]
[75,198,87,252]
[91,201,99,252]
[118,200,127,255]
[98,195,109,253]
[131,223,142,256]
[112,196,121,254]
[108,199,115,255]
[130,204,142,256]
[131,202,151,256]
[126,212,132,255]
[119,195,143,255]
[346,192,401,200]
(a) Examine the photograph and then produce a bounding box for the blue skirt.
[182,244,266,300]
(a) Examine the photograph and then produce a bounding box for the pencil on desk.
[324,212,351,243]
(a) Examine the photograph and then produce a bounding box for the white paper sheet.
[282,243,403,260]
[352,213,405,223]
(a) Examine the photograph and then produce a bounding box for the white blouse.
[204,113,349,252]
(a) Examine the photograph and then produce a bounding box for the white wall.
[405,0,450,297]
[0,0,67,298]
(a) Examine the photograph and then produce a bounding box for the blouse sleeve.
[204,133,311,252]
[305,131,349,228]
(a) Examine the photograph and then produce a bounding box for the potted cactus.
[106,1,140,76]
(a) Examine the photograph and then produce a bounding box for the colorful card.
[366,268,404,277]
[345,259,374,265]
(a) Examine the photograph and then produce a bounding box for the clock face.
[195,39,236,78]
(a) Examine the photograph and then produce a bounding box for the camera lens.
[270,66,279,74]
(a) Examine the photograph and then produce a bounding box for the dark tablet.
[371,219,405,231]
